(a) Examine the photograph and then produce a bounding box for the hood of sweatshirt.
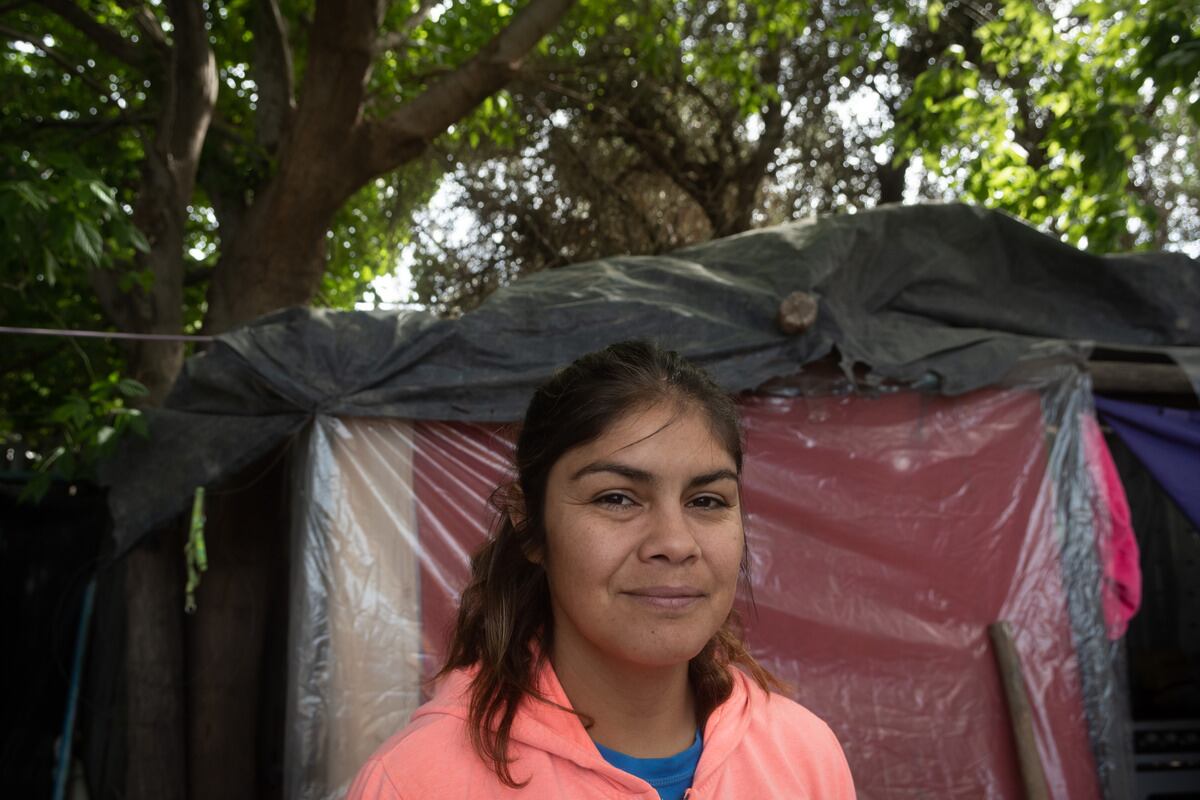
[410,659,759,794]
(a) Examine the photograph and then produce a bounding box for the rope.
[0,325,214,342]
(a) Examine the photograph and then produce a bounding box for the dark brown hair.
[438,340,777,786]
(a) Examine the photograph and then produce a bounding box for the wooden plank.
[1087,361,1195,395]
[989,621,1051,800]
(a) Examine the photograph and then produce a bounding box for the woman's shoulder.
[764,693,846,755]
[379,709,472,758]
[346,707,479,799]
[732,670,847,755]
[702,670,855,797]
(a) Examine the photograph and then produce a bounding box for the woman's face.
[539,400,744,671]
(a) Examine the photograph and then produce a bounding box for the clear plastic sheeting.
[285,370,1132,799]
[286,418,424,800]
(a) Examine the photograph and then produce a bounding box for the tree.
[408,0,1199,314]
[893,0,1200,251]
[2,2,577,797]
[409,0,860,313]
[405,0,996,310]
[4,0,574,403]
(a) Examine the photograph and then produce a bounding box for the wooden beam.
[989,621,1051,800]
[1087,361,1195,395]
[754,356,1197,397]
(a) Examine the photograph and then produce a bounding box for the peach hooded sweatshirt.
[347,659,855,800]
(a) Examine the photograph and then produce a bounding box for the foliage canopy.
[2,0,1198,491]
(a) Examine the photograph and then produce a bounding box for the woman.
[348,341,855,799]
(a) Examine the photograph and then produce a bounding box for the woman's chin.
[609,633,715,670]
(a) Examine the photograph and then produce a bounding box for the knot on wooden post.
[777,291,819,334]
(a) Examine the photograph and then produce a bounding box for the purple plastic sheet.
[1095,396,1200,533]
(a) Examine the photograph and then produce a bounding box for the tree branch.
[94,0,217,346]
[679,79,735,162]
[282,0,386,182]
[374,0,440,54]
[251,0,295,153]
[736,51,787,220]
[40,0,151,68]
[158,0,218,203]
[196,118,254,247]
[121,1,171,57]
[88,260,138,333]
[530,95,665,250]
[357,0,576,179]
[0,23,124,101]
[522,73,693,196]
[16,111,152,139]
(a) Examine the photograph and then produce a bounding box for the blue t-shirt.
[594,731,702,800]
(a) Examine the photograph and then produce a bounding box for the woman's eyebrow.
[570,461,653,484]
[686,469,739,490]
[569,462,738,489]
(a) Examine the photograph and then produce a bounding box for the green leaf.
[10,181,50,211]
[1073,2,1108,23]
[927,0,944,33]
[72,219,104,264]
[1045,93,1071,117]
[95,425,116,446]
[128,226,151,254]
[43,248,61,287]
[49,396,90,428]
[87,180,117,208]
[117,378,149,397]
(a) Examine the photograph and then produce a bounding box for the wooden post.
[1086,361,1195,395]
[989,621,1051,800]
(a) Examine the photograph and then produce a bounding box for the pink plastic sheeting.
[1081,413,1142,639]
[408,388,1104,799]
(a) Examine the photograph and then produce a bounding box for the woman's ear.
[506,480,527,529]
[507,482,526,529]
[506,483,541,564]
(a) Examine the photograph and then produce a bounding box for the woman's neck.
[550,631,697,758]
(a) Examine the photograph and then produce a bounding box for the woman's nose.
[638,504,701,563]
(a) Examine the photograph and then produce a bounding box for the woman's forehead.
[556,402,737,477]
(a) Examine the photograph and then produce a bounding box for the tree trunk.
[100,4,218,798]
[877,159,907,205]
[187,455,289,800]
[125,337,185,407]
[123,525,188,800]
[203,169,350,334]
[91,148,191,404]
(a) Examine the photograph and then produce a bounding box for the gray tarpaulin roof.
[102,203,1200,553]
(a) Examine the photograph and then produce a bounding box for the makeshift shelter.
[101,203,1200,800]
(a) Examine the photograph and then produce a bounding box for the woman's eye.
[689,495,729,510]
[595,493,636,508]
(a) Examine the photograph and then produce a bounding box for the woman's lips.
[622,586,705,610]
